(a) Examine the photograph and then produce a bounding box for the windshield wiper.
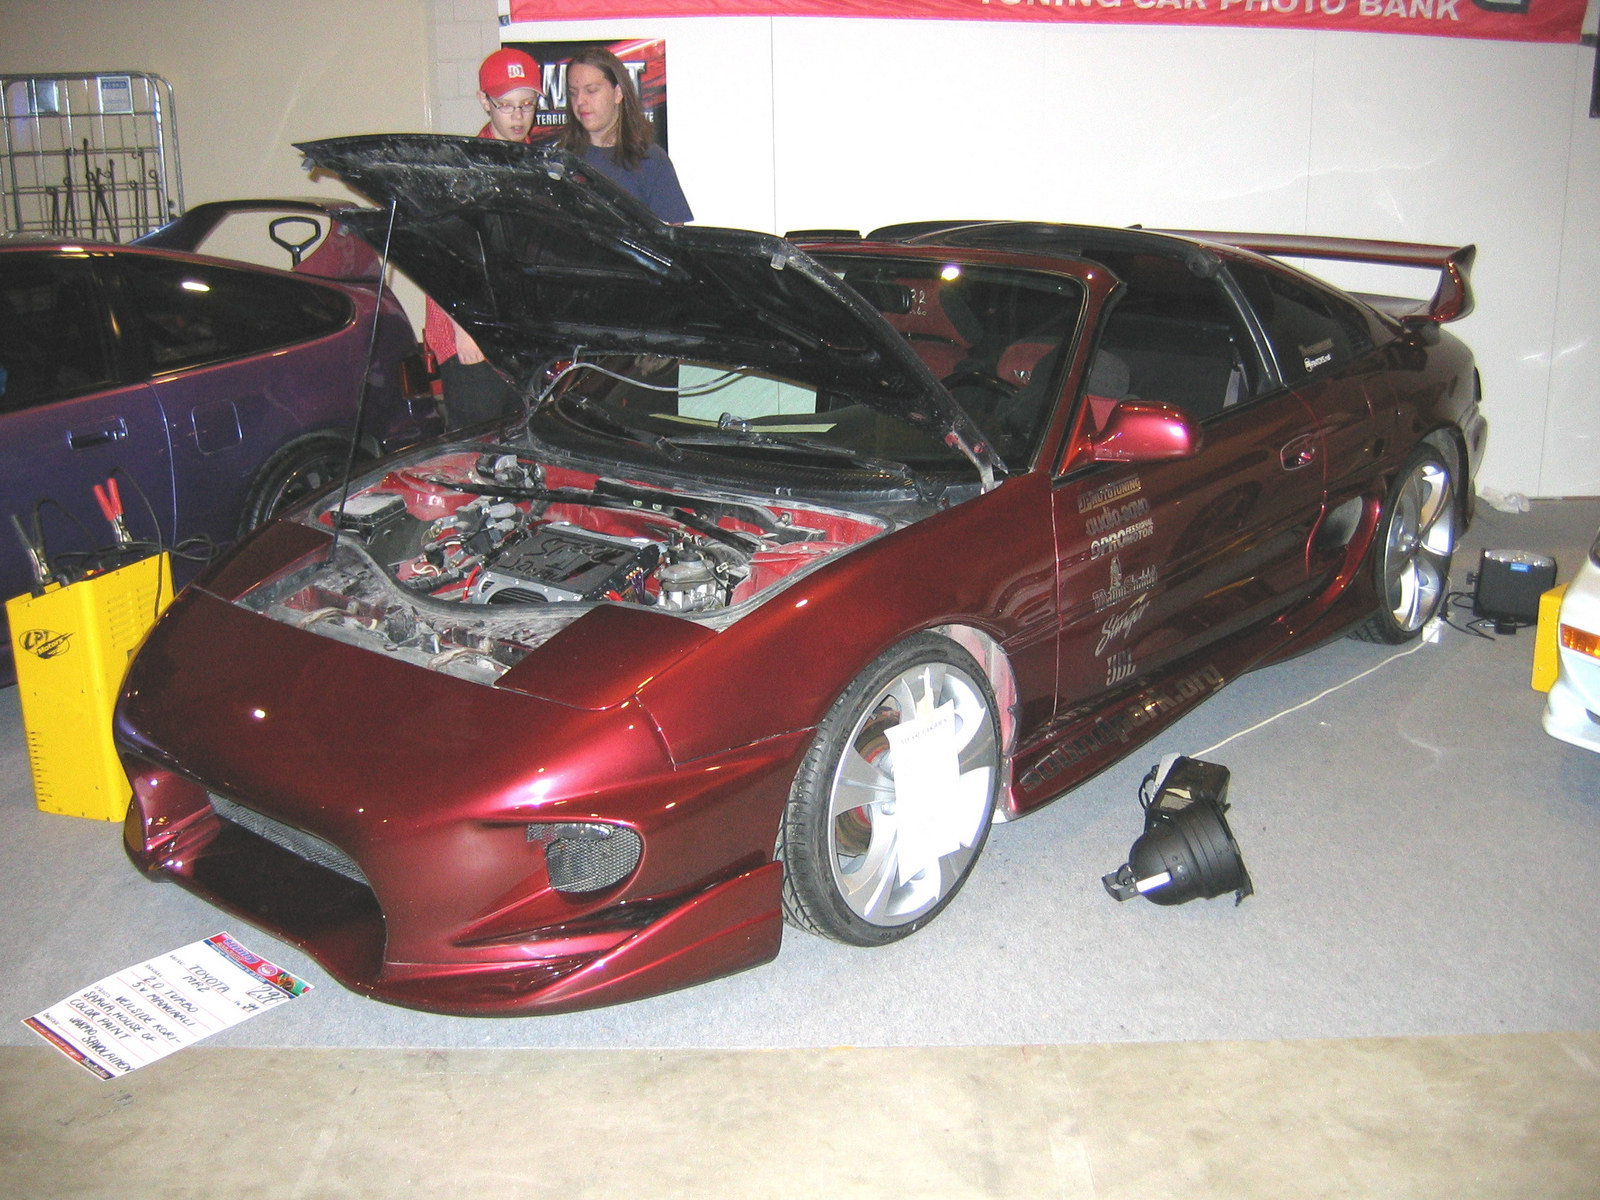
[665,427,939,498]
[561,394,685,461]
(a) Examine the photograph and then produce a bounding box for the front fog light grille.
[527,822,642,893]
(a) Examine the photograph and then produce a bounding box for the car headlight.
[1560,623,1600,661]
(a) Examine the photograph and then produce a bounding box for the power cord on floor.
[1439,589,1506,640]
[1193,633,1437,759]
[1193,554,1550,758]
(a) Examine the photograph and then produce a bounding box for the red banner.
[507,0,1588,44]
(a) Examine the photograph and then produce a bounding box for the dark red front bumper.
[121,779,783,1016]
[116,584,802,1016]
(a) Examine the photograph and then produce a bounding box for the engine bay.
[237,447,888,682]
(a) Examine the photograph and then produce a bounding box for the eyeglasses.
[492,99,537,115]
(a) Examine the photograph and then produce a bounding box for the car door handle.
[68,418,129,450]
[1280,435,1318,470]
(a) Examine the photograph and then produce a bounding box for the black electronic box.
[1473,548,1557,625]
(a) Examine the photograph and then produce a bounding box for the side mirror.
[1090,400,1202,463]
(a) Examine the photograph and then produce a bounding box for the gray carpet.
[4,500,1597,1050]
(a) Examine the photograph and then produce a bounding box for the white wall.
[1545,51,1600,497]
[1304,33,1591,498]
[509,14,1600,499]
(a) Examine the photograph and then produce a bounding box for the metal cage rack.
[1,71,184,242]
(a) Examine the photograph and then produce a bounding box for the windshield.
[537,257,1085,477]
[542,354,972,480]
[820,255,1085,465]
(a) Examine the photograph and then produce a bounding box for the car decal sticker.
[1085,497,1150,537]
[1093,556,1159,612]
[1090,518,1154,558]
[1094,593,1151,657]
[1300,337,1334,372]
[1076,474,1142,514]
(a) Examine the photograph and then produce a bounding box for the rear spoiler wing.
[1161,230,1476,325]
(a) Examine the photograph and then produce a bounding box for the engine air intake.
[209,793,371,887]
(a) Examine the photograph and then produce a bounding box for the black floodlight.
[1103,756,1252,906]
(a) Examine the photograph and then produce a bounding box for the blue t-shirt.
[582,143,693,224]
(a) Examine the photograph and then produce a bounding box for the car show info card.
[23,932,311,1079]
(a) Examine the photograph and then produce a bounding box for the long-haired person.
[558,48,692,223]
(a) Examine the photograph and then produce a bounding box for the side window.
[1089,253,1260,425]
[1228,261,1375,386]
[115,256,354,374]
[0,254,115,411]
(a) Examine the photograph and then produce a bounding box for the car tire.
[238,432,358,536]
[777,632,1000,945]
[1352,443,1457,643]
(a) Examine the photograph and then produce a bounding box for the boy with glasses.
[424,48,544,428]
[476,47,542,143]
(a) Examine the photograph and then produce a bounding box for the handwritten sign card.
[23,933,310,1079]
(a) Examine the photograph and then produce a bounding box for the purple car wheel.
[1355,445,1457,643]
[238,432,357,535]
[778,633,1000,945]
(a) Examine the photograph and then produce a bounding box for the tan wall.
[0,0,430,208]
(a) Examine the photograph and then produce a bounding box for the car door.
[107,252,360,544]
[1225,259,1390,586]
[0,251,174,606]
[1049,257,1327,712]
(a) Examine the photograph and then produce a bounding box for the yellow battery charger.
[1531,581,1568,694]
[6,552,173,821]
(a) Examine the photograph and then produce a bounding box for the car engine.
[237,448,886,682]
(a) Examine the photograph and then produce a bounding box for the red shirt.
[423,124,531,364]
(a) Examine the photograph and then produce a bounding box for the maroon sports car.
[115,135,1485,1015]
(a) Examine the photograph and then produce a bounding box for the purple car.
[0,200,443,679]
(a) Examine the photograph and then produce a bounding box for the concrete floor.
[4,1034,1599,1197]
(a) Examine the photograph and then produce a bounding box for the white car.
[1544,528,1600,754]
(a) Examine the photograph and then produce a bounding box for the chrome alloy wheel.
[824,657,998,929]
[1380,455,1456,636]
[779,634,1002,945]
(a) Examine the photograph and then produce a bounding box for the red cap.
[479,49,542,99]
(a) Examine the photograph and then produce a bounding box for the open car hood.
[297,135,999,484]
